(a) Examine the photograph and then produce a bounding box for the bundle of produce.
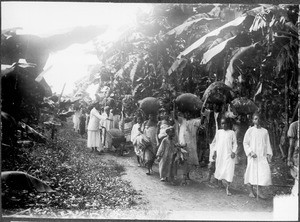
[202,81,234,104]
[175,93,203,113]
[102,97,115,108]
[231,97,258,114]
[122,94,137,115]
[138,97,160,116]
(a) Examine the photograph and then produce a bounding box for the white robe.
[131,123,143,156]
[243,126,273,186]
[100,112,113,147]
[178,117,201,165]
[73,110,81,131]
[87,108,104,149]
[212,129,237,182]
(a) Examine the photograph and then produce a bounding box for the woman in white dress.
[73,108,81,133]
[87,103,105,154]
[212,117,237,195]
[100,106,113,148]
[243,113,272,199]
[131,115,144,166]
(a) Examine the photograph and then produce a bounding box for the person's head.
[252,112,261,127]
[213,103,222,113]
[136,115,143,124]
[166,126,175,138]
[159,108,167,119]
[104,106,110,114]
[94,103,101,111]
[149,113,157,121]
[221,117,230,130]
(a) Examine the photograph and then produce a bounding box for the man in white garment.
[243,113,272,199]
[287,120,299,196]
[87,103,105,154]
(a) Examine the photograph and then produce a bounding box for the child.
[79,109,87,138]
[157,109,172,144]
[156,126,177,183]
[131,115,144,166]
[212,117,237,196]
[243,113,272,199]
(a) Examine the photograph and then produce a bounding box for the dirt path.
[100,150,276,220]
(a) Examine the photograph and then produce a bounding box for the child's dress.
[212,129,237,182]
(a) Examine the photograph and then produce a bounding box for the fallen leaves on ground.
[2,121,142,216]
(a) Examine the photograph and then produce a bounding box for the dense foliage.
[73,4,298,123]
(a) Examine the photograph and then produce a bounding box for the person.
[100,106,113,148]
[177,112,202,180]
[142,113,159,175]
[131,115,144,166]
[233,114,249,165]
[112,108,121,129]
[143,113,159,154]
[73,107,81,133]
[87,103,105,154]
[79,108,87,137]
[287,120,299,196]
[157,109,172,144]
[156,126,177,183]
[119,106,134,142]
[211,117,237,196]
[243,113,272,199]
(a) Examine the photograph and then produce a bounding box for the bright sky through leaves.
[2,2,152,95]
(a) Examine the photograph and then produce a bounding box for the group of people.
[73,103,120,153]
[72,101,299,199]
[130,107,295,199]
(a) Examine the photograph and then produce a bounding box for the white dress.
[211,129,237,182]
[178,117,201,166]
[130,123,143,156]
[73,110,81,131]
[100,112,114,147]
[87,108,104,149]
[243,126,273,186]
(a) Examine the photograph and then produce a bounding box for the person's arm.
[265,130,273,162]
[287,137,296,166]
[156,138,166,160]
[93,109,104,120]
[194,118,202,128]
[177,116,183,125]
[211,132,217,160]
[243,128,256,158]
[287,122,297,167]
[231,131,238,159]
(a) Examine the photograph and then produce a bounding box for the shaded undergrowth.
[2,121,141,216]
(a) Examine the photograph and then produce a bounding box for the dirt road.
[100,151,278,220]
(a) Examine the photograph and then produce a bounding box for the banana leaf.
[201,35,237,64]
[177,15,249,59]
[168,15,253,75]
[202,81,234,104]
[175,93,203,113]
[1,171,54,193]
[166,17,216,36]
[225,42,261,87]
[231,97,258,114]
